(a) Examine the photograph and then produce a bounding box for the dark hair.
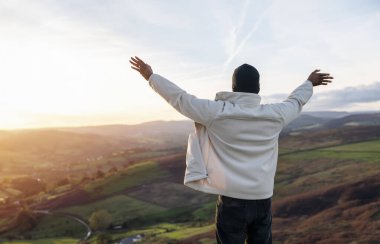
[232,64,260,94]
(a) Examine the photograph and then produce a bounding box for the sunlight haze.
[0,0,379,129]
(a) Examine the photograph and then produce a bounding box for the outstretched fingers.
[130,56,140,62]
[129,60,139,67]
[309,69,333,86]
[129,56,153,80]
[131,66,140,72]
[318,72,334,84]
[134,56,144,63]
[129,57,145,72]
[131,56,145,66]
[320,76,334,82]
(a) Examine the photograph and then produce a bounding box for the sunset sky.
[0,0,379,129]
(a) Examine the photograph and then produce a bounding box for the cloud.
[309,81,380,110]
[263,81,380,111]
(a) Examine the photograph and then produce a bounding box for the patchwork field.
[0,118,379,243]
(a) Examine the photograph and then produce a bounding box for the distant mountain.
[303,111,350,119]
[323,113,380,128]
[56,120,194,138]
[282,111,380,135]
[3,111,379,150]
[55,111,380,138]
[55,120,194,150]
[282,114,330,133]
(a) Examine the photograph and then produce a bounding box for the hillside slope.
[0,114,379,243]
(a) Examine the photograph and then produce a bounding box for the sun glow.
[0,3,177,129]
[0,0,379,129]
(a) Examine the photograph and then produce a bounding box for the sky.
[0,0,379,129]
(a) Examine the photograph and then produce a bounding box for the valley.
[0,112,379,243]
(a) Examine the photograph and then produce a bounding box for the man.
[129,56,332,243]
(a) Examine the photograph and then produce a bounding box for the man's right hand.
[130,56,153,81]
[308,69,333,86]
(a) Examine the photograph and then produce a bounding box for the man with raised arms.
[130,56,332,244]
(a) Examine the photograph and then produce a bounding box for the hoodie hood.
[215,91,261,106]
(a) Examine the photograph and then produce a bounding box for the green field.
[11,215,86,240]
[62,194,167,224]
[282,139,380,162]
[17,222,216,244]
[274,139,380,198]
[3,138,380,243]
[127,181,215,208]
[323,139,380,151]
[84,161,171,195]
[0,238,77,244]
[160,224,214,240]
[92,222,215,244]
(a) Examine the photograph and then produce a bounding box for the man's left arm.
[272,69,333,126]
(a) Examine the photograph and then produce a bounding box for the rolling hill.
[0,111,379,243]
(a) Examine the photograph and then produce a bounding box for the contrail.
[235,0,251,40]
[224,0,250,61]
[223,2,272,68]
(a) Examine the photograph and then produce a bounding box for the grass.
[0,238,77,244]
[21,215,86,239]
[323,139,380,151]
[282,139,380,163]
[0,150,40,167]
[160,224,214,240]
[274,139,380,199]
[108,223,177,242]
[199,238,217,244]
[84,161,170,195]
[0,189,9,199]
[275,161,379,198]
[4,187,23,197]
[4,139,380,243]
[128,150,169,160]
[105,222,214,243]
[278,147,294,155]
[61,194,167,224]
[317,150,379,162]
[106,204,202,228]
[126,182,215,208]
[52,184,71,194]
[371,209,380,220]
[278,140,380,176]
[192,201,216,222]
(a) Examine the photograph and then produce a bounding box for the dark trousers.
[215,195,272,244]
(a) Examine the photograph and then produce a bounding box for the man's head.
[232,64,260,94]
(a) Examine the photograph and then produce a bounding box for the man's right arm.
[129,56,221,126]
[273,69,333,126]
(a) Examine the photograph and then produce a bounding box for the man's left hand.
[307,69,333,87]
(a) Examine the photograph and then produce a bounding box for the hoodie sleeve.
[272,80,313,126]
[148,74,221,127]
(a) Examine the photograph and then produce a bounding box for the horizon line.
[1,110,379,131]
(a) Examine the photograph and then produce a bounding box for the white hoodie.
[148,74,313,200]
